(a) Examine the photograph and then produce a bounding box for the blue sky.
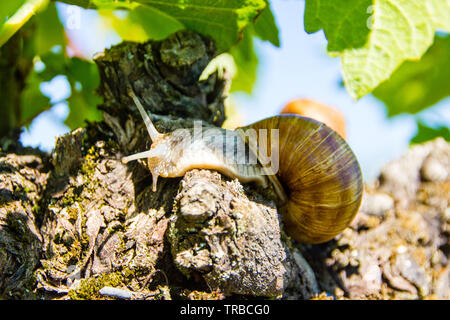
[20,0,450,181]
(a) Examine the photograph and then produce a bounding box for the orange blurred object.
[281,99,347,139]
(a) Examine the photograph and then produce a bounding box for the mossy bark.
[0,30,318,299]
[0,30,448,300]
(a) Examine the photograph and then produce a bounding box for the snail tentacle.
[122,150,155,164]
[127,87,161,142]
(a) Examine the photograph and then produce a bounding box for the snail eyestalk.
[127,87,161,142]
[121,150,155,164]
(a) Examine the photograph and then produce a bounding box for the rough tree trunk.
[0,30,449,300]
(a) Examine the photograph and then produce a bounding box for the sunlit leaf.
[100,10,148,42]
[373,35,450,117]
[101,6,183,42]
[57,0,266,52]
[304,0,372,51]
[127,6,183,40]
[305,0,450,99]
[230,27,258,94]
[254,0,280,47]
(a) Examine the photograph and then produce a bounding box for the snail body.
[124,125,271,192]
[123,90,363,244]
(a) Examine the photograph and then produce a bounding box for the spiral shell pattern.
[241,115,363,244]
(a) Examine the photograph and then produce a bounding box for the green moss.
[59,239,82,265]
[68,272,125,300]
[67,266,156,300]
[23,185,33,194]
[67,207,78,223]
[31,204,40,216]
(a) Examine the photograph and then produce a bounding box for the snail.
[122,89,363,244]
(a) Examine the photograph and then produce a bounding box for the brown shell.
[240,115,363,244]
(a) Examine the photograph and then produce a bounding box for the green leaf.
[254,0,280,47]
[429,0,450,31]
[65,90,102,129]
[64,57,103,128]
[304,0,372,51]
[66,57,100,92]
[411,121,450,144]
[373,35,450,117]
[37,52,102,129]
[20,70,51,127]
[117,5,183,41]
[58,0,266,52]
[229,27,258,93]
[304,0,450,99]
[0,1,26,24]
[56,0,94,9]
[38,51,67,80]
[34,2,65,55]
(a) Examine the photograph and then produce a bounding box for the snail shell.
[240,115,363,244]
[122,90,363,244]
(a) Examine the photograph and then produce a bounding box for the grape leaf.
[305,0,450,99]
[373,35,450,117]
[254,0,280,47]
[304,0,372,51]
[34,2,65,55]
[64,57,102,128]
[411,121,450,144]
[58,0,266,52]
[101,6,183,43]
[127,6,183,41]
[37,52,102,129]
[102,1,278,94]
[65,90,102,129]
[230,27,258,93]
[20,71,51,126]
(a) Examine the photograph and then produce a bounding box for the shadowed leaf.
[304,0,372,51]
[58,0,266,52]
[411,121,450,144]
[373,35,450,117]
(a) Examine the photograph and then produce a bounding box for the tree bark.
[0,30,448,300]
